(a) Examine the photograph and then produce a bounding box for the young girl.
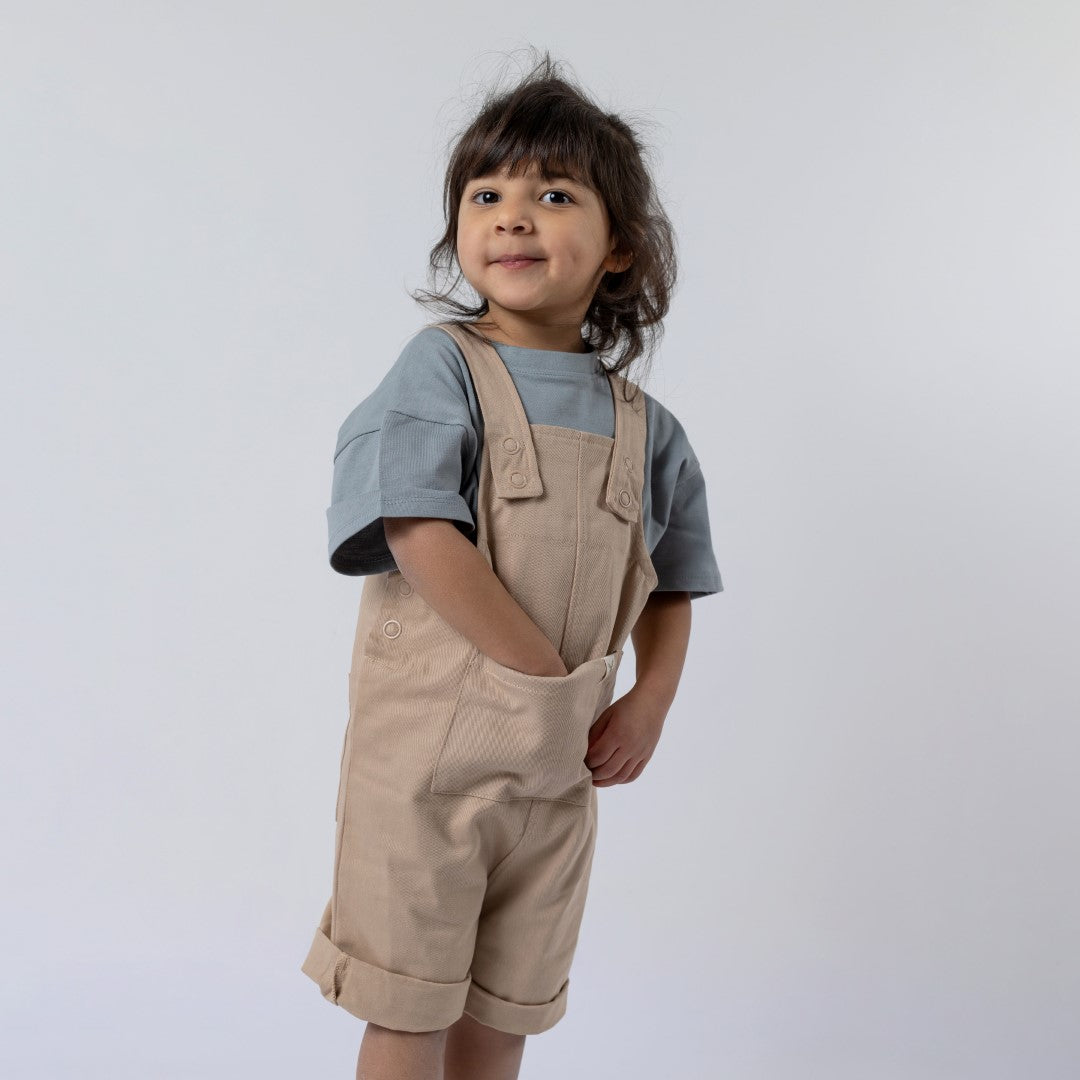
[302,52,723,1080]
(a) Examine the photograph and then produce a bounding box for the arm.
[584,590,691,786]
[383,517,568,677]
[629,590,691,715]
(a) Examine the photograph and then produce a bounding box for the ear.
[603,247,633,275]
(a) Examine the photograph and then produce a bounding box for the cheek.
[456,244,490,287]
[563,246,600,276]
[559,227,604,265]
[455,234,480,271]
[455,222,486,258]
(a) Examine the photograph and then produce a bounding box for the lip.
[494,256,543,268]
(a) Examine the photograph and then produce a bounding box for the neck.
[472,314,590,353]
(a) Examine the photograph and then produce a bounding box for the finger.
[591,751,630,783]
[596,756,643,787]
[585,737,619,771]
[587,711,612,745]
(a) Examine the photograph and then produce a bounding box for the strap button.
[623,456,633,469]
[382,619,402,639]
[397,580,413,597]
[503,437,521,453]
[619,489,631,507]
[510,471,527,487]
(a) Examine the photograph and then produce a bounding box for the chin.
[491,302,548,317]
[485,292,541,309]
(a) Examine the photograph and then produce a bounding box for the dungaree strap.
[432,321,647,522]
[604,372,647,525]
[435,322,545,501]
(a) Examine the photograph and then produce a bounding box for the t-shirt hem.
[652,578,724,599]
[327,490,476,575]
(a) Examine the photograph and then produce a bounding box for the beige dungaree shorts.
[301,320,658,1035]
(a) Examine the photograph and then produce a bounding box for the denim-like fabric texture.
[301,322,661,1035]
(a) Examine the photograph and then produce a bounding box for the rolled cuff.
[301,913,470,1033]
[463,975,570,1036]
[327,489,476,575]
[650,574,724,599]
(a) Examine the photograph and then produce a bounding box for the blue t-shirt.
[327,326,723,599]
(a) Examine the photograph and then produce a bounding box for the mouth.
[495,256,543,269]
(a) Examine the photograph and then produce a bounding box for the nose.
[494,196,533,233]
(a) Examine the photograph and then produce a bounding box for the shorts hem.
[462,975,569,1036]
[301,922,471,1033]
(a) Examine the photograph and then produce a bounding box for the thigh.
[462,790,599,1035]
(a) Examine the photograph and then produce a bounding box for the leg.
[443,1010,526,1080]
[357,1021,448,1080]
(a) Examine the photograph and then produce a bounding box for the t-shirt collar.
[491,341,602,377]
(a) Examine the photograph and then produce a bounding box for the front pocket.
[430,647,623,805]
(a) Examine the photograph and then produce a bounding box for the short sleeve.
[648,463,724,599]
[326,331,479,575]
[644,399,723,599]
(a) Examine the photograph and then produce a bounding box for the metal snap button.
[397,580,412,597]
[503,437,520,453]
[382,619,401,638]
[619,489,631,506]
[510,471,527,487]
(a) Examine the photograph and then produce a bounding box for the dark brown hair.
[410,49,677,390]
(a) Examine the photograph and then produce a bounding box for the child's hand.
[584,686,669,787]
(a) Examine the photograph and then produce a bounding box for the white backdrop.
[3,3,1079,1078]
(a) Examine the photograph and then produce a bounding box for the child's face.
[456,161,630,338]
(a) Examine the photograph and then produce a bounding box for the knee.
[447,1009,525,1046]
